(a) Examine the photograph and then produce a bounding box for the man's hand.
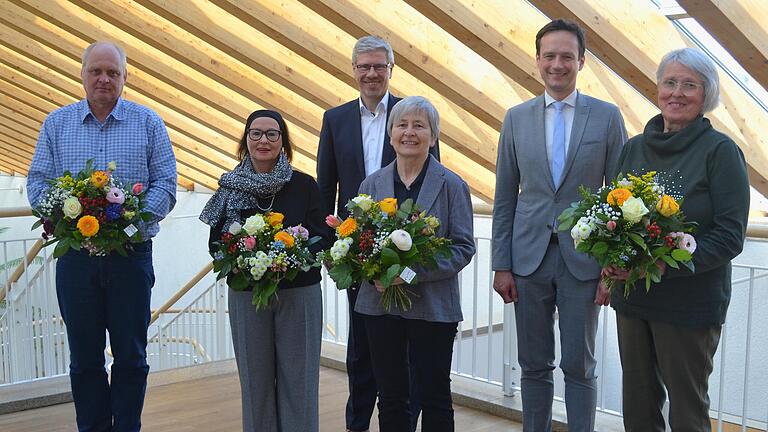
[493,271,518,303]
[373,277,404,293]
[594,278,611,306]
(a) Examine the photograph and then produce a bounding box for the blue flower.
[272,241,285,250]
[105,203,122,221]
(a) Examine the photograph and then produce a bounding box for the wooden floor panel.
[0,367,522,431]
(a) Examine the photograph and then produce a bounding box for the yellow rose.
[607,188,633,206]
[266,212,284,227]
[379,198,397,216]
[90,171,109,188]
[656,195,680,217]
[76,215,100,237]
[338,217,357,238]
[274,231,295,248]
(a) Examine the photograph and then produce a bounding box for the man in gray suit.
[492,19,626,432]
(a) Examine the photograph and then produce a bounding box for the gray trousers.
[514,242,600,432]
[228,283,322,432]
[617,313,721,432]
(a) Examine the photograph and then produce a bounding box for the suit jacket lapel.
[350,101,366,177]
[379,162,396,198]
[415,155,444,213]
[531,96,554,192]
[381,94,400,167]
[560,93,590,188]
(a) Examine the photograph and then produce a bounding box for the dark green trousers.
[616,313,721,432]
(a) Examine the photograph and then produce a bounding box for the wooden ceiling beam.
[0,103,41,132]
[0,77,58,114]
[0,122,36,152]
[71,0,325,136]
[214,0,497,197]
[7,0,322,165]
[0,137,33,162]
[0,151,29,174]
[408,0,661,135]
[0,132,35,158]
[0,112,38,141]
[530,0,768,196]
[677,0,768,92]
[297,0,530,130]
[176,177,195,192]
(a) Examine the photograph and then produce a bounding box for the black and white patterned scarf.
[199,152,293,232]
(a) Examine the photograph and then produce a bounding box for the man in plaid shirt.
[27,41,176,432]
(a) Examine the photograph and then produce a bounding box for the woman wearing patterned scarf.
[200,109,331,432]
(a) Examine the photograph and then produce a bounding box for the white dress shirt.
[359,91,390,176]
[544,89,578,167]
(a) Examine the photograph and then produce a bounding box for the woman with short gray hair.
[355,96,476,432]
[603,47,750,430]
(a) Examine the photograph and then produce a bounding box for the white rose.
[228,221,242,235]
[243,215,266,235]
[330,239,351,260]
[62,196,82,218]
[620,196,649,223]
[389,229,413,251]
[351,195,374,211]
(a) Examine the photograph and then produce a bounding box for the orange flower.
[274,231,295,248]
[607,188,633,206]
[379,198,397,216]
[90,171,109,188]
[337,217,357,237]
[267,212,284,227]
[76,215,100,237]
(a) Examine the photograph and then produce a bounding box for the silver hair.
[656,48,720,113]
[82,41,128,75]
[352,35,394,65]
[388,96,440,143]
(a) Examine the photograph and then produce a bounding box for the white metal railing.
[0,238,68,384]
[147,278,233,371]
[1,227,766,431]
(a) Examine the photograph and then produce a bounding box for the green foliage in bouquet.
[31,159,151,257]
[212,211,321,309]
[558,171,697,297]
[320,195,452,311]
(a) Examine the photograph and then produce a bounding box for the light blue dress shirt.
[27,98,177,239]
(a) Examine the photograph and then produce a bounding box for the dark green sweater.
[611,114,750,327]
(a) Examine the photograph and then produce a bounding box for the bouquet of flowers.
[32,160,150,257]
[558,171,697,297]
[319,194,452,311]
[212,211,321,309]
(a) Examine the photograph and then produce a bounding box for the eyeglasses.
[354,63,391,73]
[247,128,281,142]
[659,79,703,96]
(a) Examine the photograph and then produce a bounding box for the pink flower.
[243,236,257,250]
[325,215,341,228]
[132,183,144,194]
[678,233,697,253]
[106,187,125,204]
[606,220,617,231]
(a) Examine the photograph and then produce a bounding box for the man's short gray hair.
[388,96,440,143]
[82,41,128,75]
[352,36,394,65]
[656,48,720,114]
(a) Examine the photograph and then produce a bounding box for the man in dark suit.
[492,20,626,432]
[317,35,438,432]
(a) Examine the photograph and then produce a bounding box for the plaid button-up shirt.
[27,98,177,239]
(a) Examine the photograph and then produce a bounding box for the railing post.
[502,301,517,396]
[215,279,227,360]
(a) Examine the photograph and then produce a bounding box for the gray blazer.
[491,93,626,281]
[354,155,476,322]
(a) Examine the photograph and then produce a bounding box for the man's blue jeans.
[55,241,154,432]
